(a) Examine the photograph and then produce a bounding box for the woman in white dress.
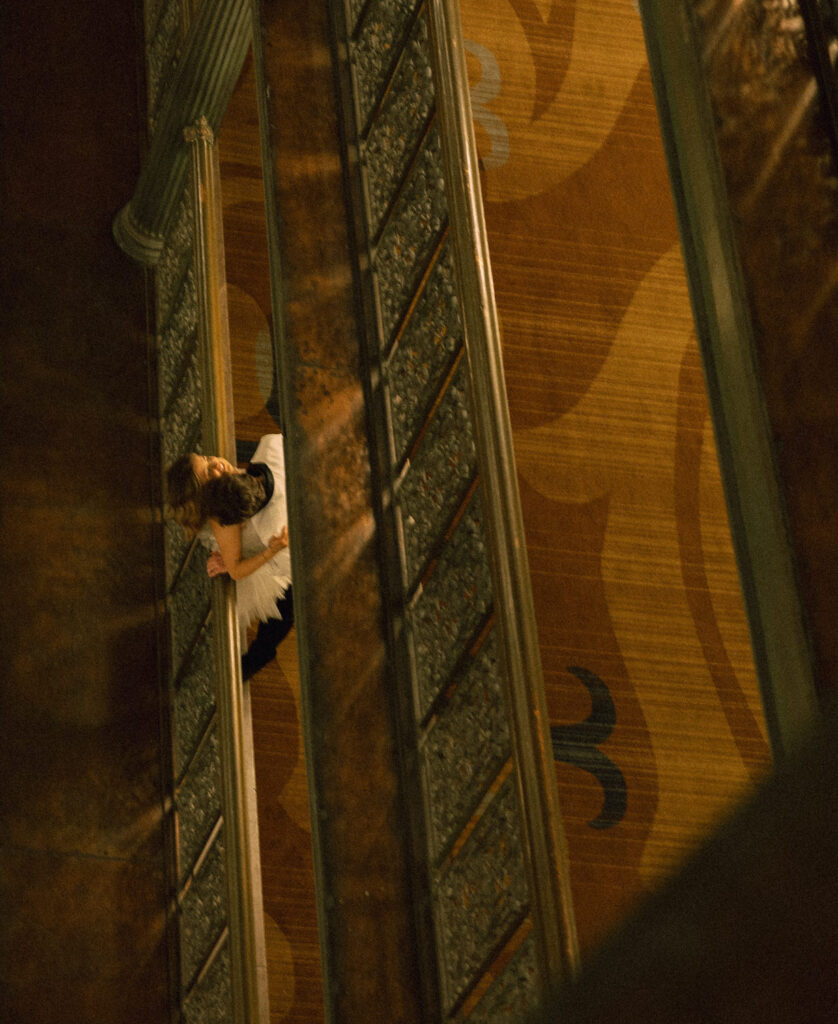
[167,434,293,680]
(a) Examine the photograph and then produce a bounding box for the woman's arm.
[208,520,288,581]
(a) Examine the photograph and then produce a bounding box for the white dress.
[203,434,292,632]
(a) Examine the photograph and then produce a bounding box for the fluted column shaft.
[114,0,251,264]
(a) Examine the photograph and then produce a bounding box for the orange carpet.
[460,0,771,952]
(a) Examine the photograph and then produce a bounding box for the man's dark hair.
[202,472,265,525]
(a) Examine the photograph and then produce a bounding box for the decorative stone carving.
[174,630,216,779]
[386,240,462,459]
[162,363,202,469]
[160,328,199,422]
[421,629,511,864]
[177,724,222,883]
[397,358,477,588]
[349,0,421,128]
[167,263,199,340]
[374,124,449,345]
[409,490,493,719]
[433,773,530,1013]
[466,932,540,1024]
[182,939,233,1024]
[155,191,195,327]
[165,516,191,591]
[345,0,371,39]
[179,829,228,991]
[146,0,184,133]
[169,544,211,679]
[362,12,435,237]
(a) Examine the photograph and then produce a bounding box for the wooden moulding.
[637,0,819,757]
[426,0,580,993]
[186,119,270,1024]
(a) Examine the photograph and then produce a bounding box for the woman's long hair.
[166,455,204,536]
[166,456,266,534]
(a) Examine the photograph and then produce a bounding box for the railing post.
[185,117,270,1024]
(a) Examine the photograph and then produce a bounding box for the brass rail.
[426,0,579,986]
[186,118,270,1024]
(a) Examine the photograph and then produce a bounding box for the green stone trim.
[186,121,270,1024]
[113,0,252,265]
[638,0,818,756]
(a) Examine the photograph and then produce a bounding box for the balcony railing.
[119,2,268,1021]
[329,0,578,1015]
[120,0,579,1018]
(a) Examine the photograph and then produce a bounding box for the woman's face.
[190,453,236,485]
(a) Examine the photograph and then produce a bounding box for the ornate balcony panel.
[179,830,228,992]
[169,545,210,679]
[146,0,184,130]
[409,489,493,720]
[432,773,529,1014]
[125,5,264,1019]
[362,12,435,237]
[386,240,462,459]
[160,262,198,352]
[466,932,540,1024]
[397,358,476,588]
[162,367,202,470]
[345,0,370,39]
[174,629,216,778]
[182,940,233,1024]
[164,517,191,592]
[329,0,578,1012]
[374,121,448,345]
[176,726,222,882]
[155,191,195,325]
[421,629,511,864]
[349,0,422,128]
[159,322,198,420]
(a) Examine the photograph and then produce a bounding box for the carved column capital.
[184,116,215,146]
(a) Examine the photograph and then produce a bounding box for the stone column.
[113,0,251,265]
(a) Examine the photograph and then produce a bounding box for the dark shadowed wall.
[0,2,171,1020]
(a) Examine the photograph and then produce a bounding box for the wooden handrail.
[425,0,580,987]
[186,117,270,1024]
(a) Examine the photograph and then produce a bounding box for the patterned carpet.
[460,0,771,951]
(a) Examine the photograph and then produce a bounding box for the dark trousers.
[241,586,295,681]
